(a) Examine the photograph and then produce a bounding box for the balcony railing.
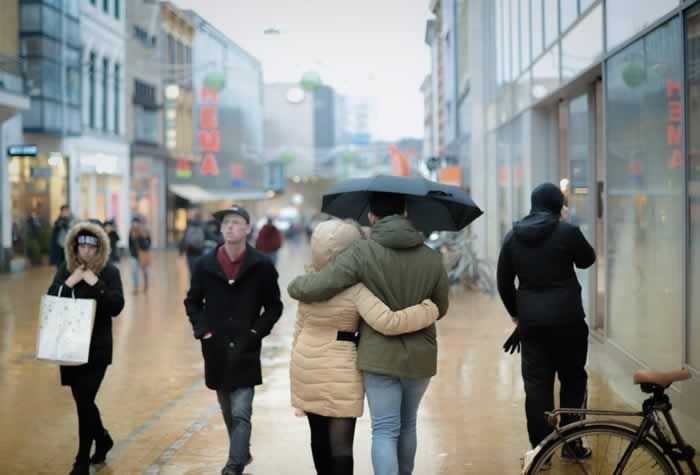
[0,54,26,96]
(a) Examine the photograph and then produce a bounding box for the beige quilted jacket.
[289,220,439,418]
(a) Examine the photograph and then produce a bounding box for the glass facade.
[561,4,603,80]
[606,0,679,52]
[606,17,683,370]
[686,5,700,370]
[20,0,81,135]
[9,154,69,262]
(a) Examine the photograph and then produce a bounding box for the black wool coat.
[184,244,283,391]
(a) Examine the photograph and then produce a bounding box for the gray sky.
[172,0,431,141]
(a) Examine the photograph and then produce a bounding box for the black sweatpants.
[520,320,588,448]
[306,413,357,475]
[70,366,107,463]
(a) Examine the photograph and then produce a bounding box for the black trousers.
[70,365,107,463]
[306,413,356,475]
[520,320,588,448]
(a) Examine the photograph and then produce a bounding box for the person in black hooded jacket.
[47,220,125,475]
[497,182,596,457]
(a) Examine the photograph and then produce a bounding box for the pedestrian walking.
[179,210,206,276]
[47,221,125,475]
[289,219,439,475]
[184,204,283,475]
[103,219,120,264]
[255,217,283,265]
[128,219,151,293]
[497,182,596,461]
[50,205,73,268]
[288,192,450,475]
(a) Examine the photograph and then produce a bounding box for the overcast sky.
[172,0,432,141]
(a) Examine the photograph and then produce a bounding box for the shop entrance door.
[565,82,605,336]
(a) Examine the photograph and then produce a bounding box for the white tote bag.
[36,286,97,365]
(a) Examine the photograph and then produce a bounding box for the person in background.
[47,221,124,475]
[103,219,120,264]
[179,209,206,276]
[204,217,224,254]
[129,219,151,293]
[50,205,73,268]
[255,217,283,265]
[497,183,596,464]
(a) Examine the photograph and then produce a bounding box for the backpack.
[183,226,205,251]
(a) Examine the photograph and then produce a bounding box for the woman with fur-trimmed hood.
[47,220,125,475]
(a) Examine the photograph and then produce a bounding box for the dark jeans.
[520,320,589,448]
[217,387,254,472]
[70,366,107,464]
[306,413,356,475]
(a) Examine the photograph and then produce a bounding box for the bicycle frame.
[545,395,699,475]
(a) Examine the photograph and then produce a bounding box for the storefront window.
[606,0,678,52]
[606,18,683,370]
[685,6,700,370]
[9,154,69,262]
[497,122,513,241]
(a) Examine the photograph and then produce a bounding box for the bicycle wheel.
[526,423,676,474]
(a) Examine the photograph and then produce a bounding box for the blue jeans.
[130,257,148,290]
[216,387,255,472]
[363,371,431,475]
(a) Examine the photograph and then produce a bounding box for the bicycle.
[523,368,698,474]
[431,230,496,295]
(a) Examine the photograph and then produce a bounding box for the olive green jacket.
[288,215,449,378]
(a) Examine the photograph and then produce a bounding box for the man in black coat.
[184,204,283,475]
[497,183,596,459]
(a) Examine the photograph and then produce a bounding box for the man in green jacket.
[288,192,449,475]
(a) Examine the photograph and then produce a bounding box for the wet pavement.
[0,240,641,474]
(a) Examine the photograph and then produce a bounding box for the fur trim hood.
[64,221,111,273]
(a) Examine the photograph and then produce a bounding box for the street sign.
[7,144,38,156]
[31,167,52,177]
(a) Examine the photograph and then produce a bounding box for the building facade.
[448,0,700,445]
[0,0,31,271]
[11,0,78,270]
[159,2,194,243]
[126,0,169,247]
[166,11,265,225]
[71,0,129,244]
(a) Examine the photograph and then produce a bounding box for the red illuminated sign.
[666,80,683,169]
[198,86,220,177]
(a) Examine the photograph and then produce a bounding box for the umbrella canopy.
[321,175,483,234]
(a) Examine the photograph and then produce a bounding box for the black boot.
[89,429,114,464]
[68,461,90,475]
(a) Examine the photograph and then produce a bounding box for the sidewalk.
[0,243,634,474]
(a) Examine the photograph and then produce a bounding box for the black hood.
[530,182,564,214]
[513,212,560,245]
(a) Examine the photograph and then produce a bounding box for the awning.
[168,184,267,203]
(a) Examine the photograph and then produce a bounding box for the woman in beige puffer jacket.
[289,219,439,474]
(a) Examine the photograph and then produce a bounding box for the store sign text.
[199,85,220,177]
[667,80,682,169]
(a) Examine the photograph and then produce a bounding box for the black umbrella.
[321,175,483,234]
